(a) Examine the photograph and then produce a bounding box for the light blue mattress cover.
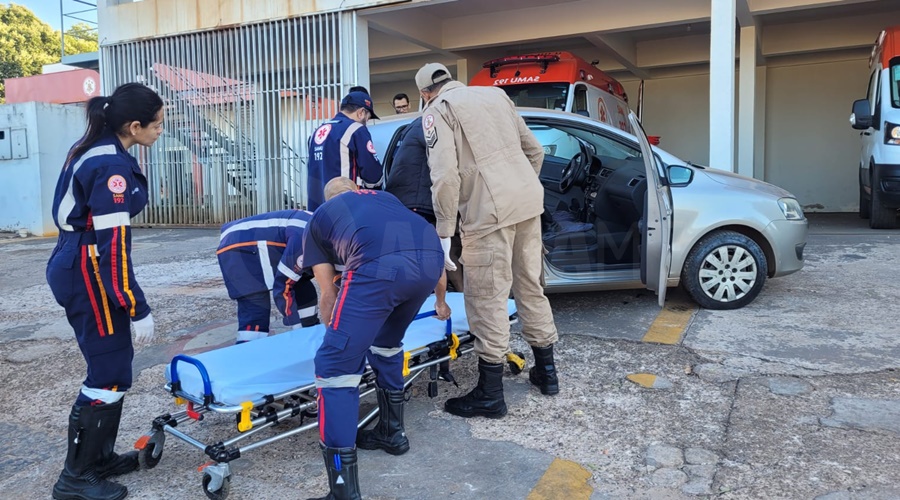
[166,292,516,405]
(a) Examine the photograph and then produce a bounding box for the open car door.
[630,112,673,307]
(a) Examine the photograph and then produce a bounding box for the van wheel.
[681,231,767,310]
[859,184,870,219]
[869,182,899,229]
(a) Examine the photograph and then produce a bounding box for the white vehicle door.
[861,66,881,172]
[629,112,673,306]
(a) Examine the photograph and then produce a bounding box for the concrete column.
[344,14,370,93]
[738,24,756,178]
[709,0,737,171]
[754,66,767,181]
[456,58,469,85]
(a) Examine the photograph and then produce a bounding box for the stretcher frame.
[135,310,523,500]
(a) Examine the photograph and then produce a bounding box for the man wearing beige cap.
[415,62,560,419]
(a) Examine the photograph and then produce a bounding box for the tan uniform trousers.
[460,215,558,364]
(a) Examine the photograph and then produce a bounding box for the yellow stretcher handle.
[506,352,526,372]
[238,401,254,432]
[403,351,411,377]
[448,333,460,360]
[174,397,186,406]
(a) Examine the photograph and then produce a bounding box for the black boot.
[92,400,139,479]
[306,444,362,500]
[444,358,507,419]
[356,388,409,455]
[52,405,128,500]
[529,344,559,396]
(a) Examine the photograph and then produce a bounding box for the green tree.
[0,5,98,102]
[64,22,99,56]
[0,3,59,101]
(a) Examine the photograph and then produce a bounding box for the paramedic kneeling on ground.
[417,62,560,419]
[47,83,163,500]
[217,209,318,343]
[304,177,450,500]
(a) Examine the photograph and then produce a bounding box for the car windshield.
[501,83,569,110]
[891,62,900,108]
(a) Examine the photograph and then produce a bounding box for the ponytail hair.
[69,82,164,161]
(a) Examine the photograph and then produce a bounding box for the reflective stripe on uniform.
[56,145,118,231]
[257,241,275,289]
[369,345,402,358]
[81,385,125,403]
[299,305,317,318]
[315,374,362,389]
[219,218,308,242]
[92,212,131,230]
[87,244,115,335]
[339,122,362,179]
[277,261,301,282]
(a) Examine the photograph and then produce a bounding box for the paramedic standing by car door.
[47,83,163,500]
[306,91,384,211]
[416,63,560,419]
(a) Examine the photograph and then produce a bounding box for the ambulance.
[469,51,633,134]
[850,26,900,229]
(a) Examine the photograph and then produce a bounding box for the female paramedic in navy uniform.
[303,177,450,500]
[46,82,163,500]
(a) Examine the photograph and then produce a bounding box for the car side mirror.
[668,165,693,185]
[850,99,873,130]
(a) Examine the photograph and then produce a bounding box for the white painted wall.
[0,103,85,236]
[622,73,712,167]
[764,57,869,211]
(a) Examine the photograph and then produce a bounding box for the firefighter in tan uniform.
[415,62,560,419]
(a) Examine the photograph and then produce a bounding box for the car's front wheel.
[681,231,768,310]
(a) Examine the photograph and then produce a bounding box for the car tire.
[859,183,870,219]
[869,180,898,229]
[681,230,768,310]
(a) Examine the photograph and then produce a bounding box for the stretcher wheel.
[507,351,526,375]
[138,431,165,470]
[202,472,231,500]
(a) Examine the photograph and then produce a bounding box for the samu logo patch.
[107,175,127,194]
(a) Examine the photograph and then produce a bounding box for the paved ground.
[1,213,898,499]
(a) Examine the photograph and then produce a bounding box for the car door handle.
[862,131,871,136]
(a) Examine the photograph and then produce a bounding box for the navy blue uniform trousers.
[314,251,442,448]
[47,232,134,404]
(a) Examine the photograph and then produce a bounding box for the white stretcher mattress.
[166,293,515,406]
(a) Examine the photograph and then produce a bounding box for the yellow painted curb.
[527,458,593,500]
[641,299,697,345]
[626,373,657,388]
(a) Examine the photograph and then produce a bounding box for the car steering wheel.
[558,144,591,193]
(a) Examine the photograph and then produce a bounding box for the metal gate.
[100,12,358,224]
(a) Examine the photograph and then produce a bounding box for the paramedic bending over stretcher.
[217,209,319,344]
[303,177,450,500]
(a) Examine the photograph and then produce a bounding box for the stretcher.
[135,292,519,500]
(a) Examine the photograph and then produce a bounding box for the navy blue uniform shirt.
[306,113,384,211]
[50,130,151,320]
[302,190,442,275]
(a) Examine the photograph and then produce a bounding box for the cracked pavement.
[0,213,898,499]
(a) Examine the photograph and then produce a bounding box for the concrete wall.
[0,103,85,236]
[99,0,414,43]
[765,56,869,211]
[621,73,712,167]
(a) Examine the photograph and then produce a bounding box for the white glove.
[440,237,457,272]
[132,314,155,345]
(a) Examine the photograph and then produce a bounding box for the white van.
[850,27,900,229]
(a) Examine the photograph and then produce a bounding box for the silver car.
[369,109,807,310]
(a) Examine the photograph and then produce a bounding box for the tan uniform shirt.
[423,81,545,240]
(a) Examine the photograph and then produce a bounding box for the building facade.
[98,0,900,223]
